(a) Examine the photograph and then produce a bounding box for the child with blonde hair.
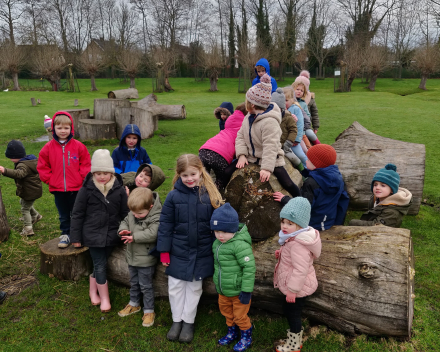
[299,70,320,135]
[157,154,223,343]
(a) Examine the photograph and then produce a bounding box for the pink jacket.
[273,227,322,298]
[199,110,245,164]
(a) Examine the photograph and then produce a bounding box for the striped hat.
[246,73,272,108]
[371,164,400,194]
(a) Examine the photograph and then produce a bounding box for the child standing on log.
[273,197,322,352]
[0,140,42,236]
[117,187,162,327]
[157,154,223,343]
[211,203,255,351]
[37,112,91,248]
[349,164,413,228]
[112,124,152,174]
[70,149,129,313]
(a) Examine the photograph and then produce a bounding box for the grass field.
[0,77,439,351]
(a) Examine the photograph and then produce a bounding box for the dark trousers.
[199,149,229,189]
[53,191,78,235]
[128,265,155,313]
[283,297,306,333]
[89,247,114,285]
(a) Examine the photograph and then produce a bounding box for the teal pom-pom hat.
[371,163,400,194]
[280,197,311,229]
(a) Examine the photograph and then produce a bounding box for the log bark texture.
[94,98,131,121]
[114,107,157,140]
[0,188,10,242]
[40,239,92,281]
[59,109,90,138]
[108,88,139,99]
[107,225,414,337]
[136,93,186,120]
[332,121,425,215]
[78,119,116,141]
[224,160,302,241]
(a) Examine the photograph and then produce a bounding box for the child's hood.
[230,223,252,245]
[378,187,412,208]
[135,163,165,191]
[214,102,234,119]
[286,227,321,258]
[310,164,345,194]
[254,58,271,76]
[51,111,74,141]
[253,103,282,125]
[119,124,142,149]
[147,191,163,219]
[17,155,38,171]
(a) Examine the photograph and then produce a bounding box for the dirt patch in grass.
[0,274,38,295]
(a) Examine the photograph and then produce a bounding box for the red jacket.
[37,112,91,192]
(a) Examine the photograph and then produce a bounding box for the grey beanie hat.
[271,88,286,110]
[280,197,311,229]
[91,149,115,173]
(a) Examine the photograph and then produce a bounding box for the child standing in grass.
[0,140,42,236]
[70,149,129,313]
[118,187,162,327]
[157,154,223,343]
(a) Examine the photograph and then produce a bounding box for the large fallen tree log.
[332,121,425,215]
[94,98,131,121]
[135,93,186,120]
[114,106,157,140]
[107,225,414,337]
[108,88,139,99]
[0,188,10,242]
[78,119,116,141]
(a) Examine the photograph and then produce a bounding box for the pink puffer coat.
[273,227,321,298]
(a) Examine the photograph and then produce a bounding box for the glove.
[283,140,294,153]
[239,291,252,305]
[160,252,170,264]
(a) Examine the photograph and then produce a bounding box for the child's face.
[220,113,228,121]
[306,159,316,170]
[256,66,266,77]
[135,172,151,188]
[132,205,153,219]
[180,166,201,188]
[125,134,138,148]
[280,218,300,234]
[55,124,71,141]
[9,158,20,163]
[94,172,112,184]
[215,230,235,243]
[295,85,305,99]
[285,99,292,109]
[373,181,392,200]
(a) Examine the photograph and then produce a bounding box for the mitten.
[239,291,252,305]
[160,252,170,264]
[283,140,294,153]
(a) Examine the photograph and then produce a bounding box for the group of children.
[0,58,414,352]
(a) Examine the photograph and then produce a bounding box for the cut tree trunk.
[418,75,428,90]
[136,94,186,120]
[59,109,90,139]
[12,72,20,91]
[114,107,157,140]
[40,238,92,281]
[209,73,218,91]
[90,75,97,91]
[78,119,116,141]
[0,189,10,242]
[164,77,174,92]
[108,88,139,99]
[130,77,136,89]
[332,122,425,215]
[107,225,414,337]
[368,74,378,91]
[93,98,131,121]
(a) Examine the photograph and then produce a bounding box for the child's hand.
[236,155,248,169]
[292,114,298,122]
[259,170,271,182]
[314,130,318,134]
[125,186,130,197]
[292,142,299,147]
[273,192,285,202]
[275,249,281,259]
[72,242,82,248]
[160,252,170,267]
[0,166,4,174]
[286,291,296,303]
[119,230,131,235]
[121,235,133,244]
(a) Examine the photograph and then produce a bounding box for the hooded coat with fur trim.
[251,58,278,93]
[235,103,285,172]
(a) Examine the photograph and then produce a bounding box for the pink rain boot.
[96,281,111,312]
[89,275,101,306]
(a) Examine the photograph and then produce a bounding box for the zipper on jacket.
[62,145,66,192]
[248,115,257,158]
[68,151,70,166]
[216,243,224,295]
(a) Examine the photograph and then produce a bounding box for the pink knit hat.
[292,76,310,92]
[246,73,272,108]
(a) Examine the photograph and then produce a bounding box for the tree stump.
[74,99,78,106]
[31,98,36,106]
[224,160,302,241]
[59,109,90,138]
[39,238,92,281]
[93,98,131,121]
[0,188,10,242]
[78,119,116,141]
[114,106,157,140]
[332,122,425,215]
[108,88,139,99]
[136,94,186,120]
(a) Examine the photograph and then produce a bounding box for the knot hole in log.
[358,262,377,279]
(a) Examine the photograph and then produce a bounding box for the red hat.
[307,144,337,169]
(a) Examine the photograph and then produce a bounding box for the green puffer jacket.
[118,192,162,267]
[212,224,256,297]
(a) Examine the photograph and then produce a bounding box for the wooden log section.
[108,88,139,99]
[40,238,92,281]
[58,109,90,138]
[332,121,425,215]
[93,98,131,121]
[114,107,157,140]
[136,93,186,120]
[107,225,414,337]
[78,119,116,141]
[0,188,10,242]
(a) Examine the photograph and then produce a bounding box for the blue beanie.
[280,197,311,229]
[371,163,400,194]
[210,203,239,233]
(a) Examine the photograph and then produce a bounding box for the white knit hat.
[91,149,115,173]
[44,115,52,129]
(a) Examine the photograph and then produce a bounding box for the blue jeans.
[53,191,78,235]
[89,247,114,285]
[291,144,308,166]
[128,265,155,313]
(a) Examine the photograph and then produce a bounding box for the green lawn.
[0,77,439,351]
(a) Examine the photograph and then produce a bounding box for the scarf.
[278,227,310,245]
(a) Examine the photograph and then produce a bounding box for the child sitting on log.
[215,102,234,131]
[349,164,413,228]
[274,197,321,352]
[211,203,256,351]
[273,144,350,231]
[70,149,129,313]
[121,163,165,196]
[0,140,43,236]
[299,70,320,136]
[117,187,162,327]
[112,124,152,174]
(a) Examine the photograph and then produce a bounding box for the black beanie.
[5,140,26,159]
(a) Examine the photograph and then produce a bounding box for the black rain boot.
[178,322,195,343]
[167,321,183,341]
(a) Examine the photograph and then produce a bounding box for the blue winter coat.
[157,178,216,282]
[251,58,278,93]
[111,124,152,174]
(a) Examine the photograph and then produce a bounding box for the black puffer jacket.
[70,173,129,247]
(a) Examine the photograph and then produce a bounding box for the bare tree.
[150,46,175,91]
[295,47,308,71]
[117,48,141,88]
[32,46,66,90]
[364,44,389,91]
[412,43,440,90]
[47,0,70,53]
[20,0,45,45]
[200,43,225,91]
[115,0,138,50]
[79,45,106,91]
[69,0,97,54]
[0,42,26,90]
[0,0,24,45]
[343,40,366,91]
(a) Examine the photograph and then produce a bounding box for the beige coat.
[235,103,285,172]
